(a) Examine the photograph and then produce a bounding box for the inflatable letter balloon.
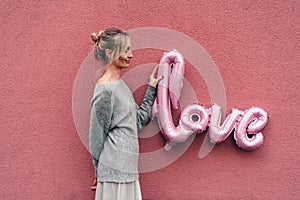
[208,104,243,144]
[152,50,269,151]
[152,50,193,151]
[234,107,268,150]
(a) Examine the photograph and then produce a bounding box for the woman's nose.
[128,51,133,59]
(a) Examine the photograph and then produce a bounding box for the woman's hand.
[90,175,97,191]
[149,65,163,88]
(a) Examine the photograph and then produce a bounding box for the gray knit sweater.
[89,79,156,183]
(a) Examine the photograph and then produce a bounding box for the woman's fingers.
[151,65,159,78]
[156,76,163,83]
[149,64,163,87]
[154,64,163,82]
[90,175,97,191]
[90,185,97,191]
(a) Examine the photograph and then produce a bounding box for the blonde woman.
[89,28,163,200]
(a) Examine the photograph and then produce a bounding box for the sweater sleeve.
[136,85,157,131]
[89,90,113,178]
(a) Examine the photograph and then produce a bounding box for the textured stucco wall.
[1,0,299,199]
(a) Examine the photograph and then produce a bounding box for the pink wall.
[1,0,299,199]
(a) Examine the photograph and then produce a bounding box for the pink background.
[1,0,299,199]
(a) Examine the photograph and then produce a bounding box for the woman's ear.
[105,49,112,60]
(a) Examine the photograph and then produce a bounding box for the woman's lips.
[125,60,130,64]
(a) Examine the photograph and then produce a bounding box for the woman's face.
[112,41,133,69]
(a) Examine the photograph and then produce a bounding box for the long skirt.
[95,179,142,200]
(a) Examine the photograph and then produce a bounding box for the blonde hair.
[91,28,130,64]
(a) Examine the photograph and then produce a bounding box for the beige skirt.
[94,179,142,200]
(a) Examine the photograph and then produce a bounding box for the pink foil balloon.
[152,50,195,151]
[181,104,210,133]
[234,107,268,150]
[209,104,243,144]
[152,50,269,151]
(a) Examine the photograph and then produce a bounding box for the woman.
[89,28,162,200]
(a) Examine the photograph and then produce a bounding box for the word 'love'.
[152,50,269,151]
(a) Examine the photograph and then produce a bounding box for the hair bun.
[91,32,98,43]
[91,31,104,44]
